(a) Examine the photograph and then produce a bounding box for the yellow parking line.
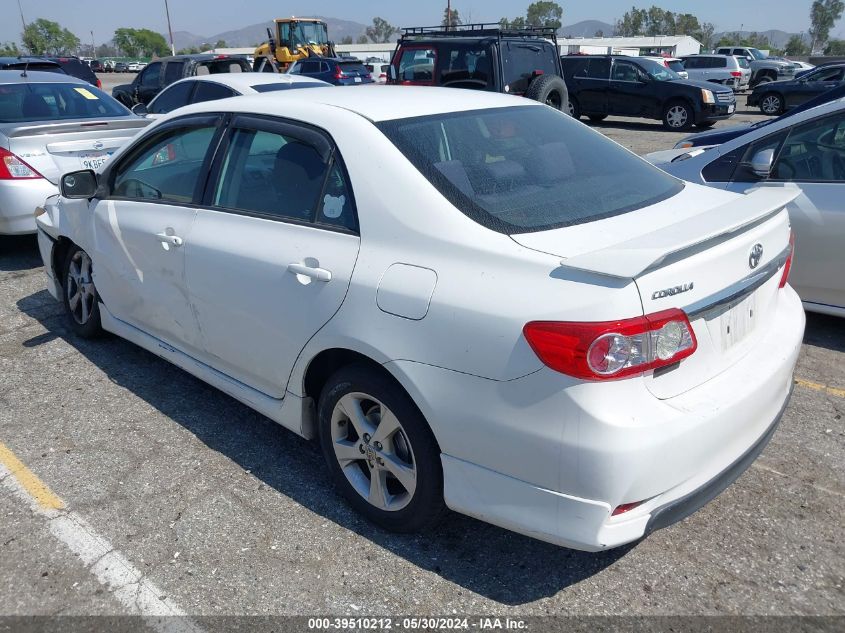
[0,441,65,510]
[795,378,845,399]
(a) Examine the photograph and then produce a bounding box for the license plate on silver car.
[79,151,111,170]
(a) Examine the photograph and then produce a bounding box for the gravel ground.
[0,80,843,626]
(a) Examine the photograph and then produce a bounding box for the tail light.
[730,71,742,77]
[523,308,697,380]
[334,67,346,79]
[96,78,102,89]
[0,147,43,180]
[612,501,645,516]
[779,231,795,288]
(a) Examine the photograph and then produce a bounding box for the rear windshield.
[377,105,683,234]
[338,61,368,74]
[0,82,128,123]
[251,83,327,93]
[1,62,63,73]
[195,59,249,75]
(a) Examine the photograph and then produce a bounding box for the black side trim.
[644,381,793,536]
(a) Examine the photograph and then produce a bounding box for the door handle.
[287,262,331,282]
[156,232,183,247]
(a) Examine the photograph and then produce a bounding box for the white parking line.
[0,442,205,633]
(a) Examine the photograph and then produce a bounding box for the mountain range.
[168,18,799,52]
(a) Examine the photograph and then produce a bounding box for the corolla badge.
[652,282,694,300]
[749,243,764,270]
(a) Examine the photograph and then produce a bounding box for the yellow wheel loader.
[253,18,337,72]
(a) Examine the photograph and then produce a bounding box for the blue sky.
[5,0,842,45]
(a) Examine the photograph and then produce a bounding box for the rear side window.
[737,57,750,68]
[566,57,610,79]
[377,105,683,234]
[714,57,727,68]
[212,127,356,230]
[398,48,436,84]
[150,81,194,114]
[164,61,185,85]
[192,82,237,103]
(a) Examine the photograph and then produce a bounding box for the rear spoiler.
[558,187,801,279]
[2,119,150,138]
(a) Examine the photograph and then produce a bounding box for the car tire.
[61,244,102,338]
[759,93,784,115]
[588,114,608,122]
[318,363,446,533]
[524,74,568,111]
[567,96,581,119]
[662,100,694,131]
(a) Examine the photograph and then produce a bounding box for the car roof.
[162,73,330,91]
[169,85,535,123]
[0,69,87,84]
[156,54,249,63]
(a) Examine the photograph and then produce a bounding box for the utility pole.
[447,0,452,29]
[91,30,95,57]
[164,0,176,56]
[16,0,26,33]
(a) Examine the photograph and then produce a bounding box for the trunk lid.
[3,118,149,184]
[511,185,799,398]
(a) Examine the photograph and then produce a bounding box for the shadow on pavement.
[0,235,41,272]
[16,288,632,605]
[803,312,845,353]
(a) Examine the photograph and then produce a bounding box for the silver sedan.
[646,97,845,317]
[0,70,149,234]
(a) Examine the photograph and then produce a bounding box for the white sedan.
[36,87,803,551]
[135,72,331,118]
[646,98,845,318]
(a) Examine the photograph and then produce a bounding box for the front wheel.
[759,93,784,115]
[318,364,446,533]
[663,101,694,130]
[62,245,102,338]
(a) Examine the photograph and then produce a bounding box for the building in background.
[558,35,702,57]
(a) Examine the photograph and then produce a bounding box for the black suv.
[43,57,100,88]
[112,54,252,107]
[388,24,568,111]
[560,55,736,130]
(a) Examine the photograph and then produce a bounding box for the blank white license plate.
[720,293,757,351]
[354,76,362,83]
[728,104,736,113]
[79,151,111,170]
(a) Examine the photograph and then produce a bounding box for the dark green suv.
[388,24,568,111]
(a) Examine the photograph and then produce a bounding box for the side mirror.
[131,103,148,116]
[749,148,775,178]
[61,170,98,199]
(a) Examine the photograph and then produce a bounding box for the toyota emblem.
[93,141,104,151]
[748,243,764,269]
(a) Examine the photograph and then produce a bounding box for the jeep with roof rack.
[388,23,568,112]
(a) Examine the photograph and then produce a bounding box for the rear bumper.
[392,286,805,551]
[0,179,58,235]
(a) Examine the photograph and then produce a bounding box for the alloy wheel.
[761,95,782,115]
[666,105,689,128]
[330,392,417,512]
[66,250,96,325]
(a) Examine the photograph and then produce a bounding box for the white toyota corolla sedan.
[35,87,804,551]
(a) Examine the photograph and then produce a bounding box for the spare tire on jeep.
[525,74,568,112]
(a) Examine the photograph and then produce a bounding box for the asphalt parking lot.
[0,84,843,625]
